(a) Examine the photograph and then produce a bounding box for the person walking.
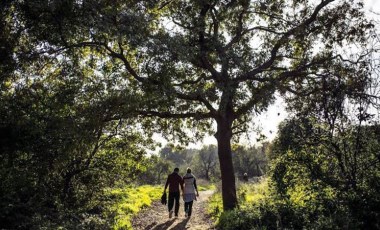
[164,167,184,218]
[182,168,199,218]
[243,172,248,182]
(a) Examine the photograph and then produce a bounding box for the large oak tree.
[18,0,373,210]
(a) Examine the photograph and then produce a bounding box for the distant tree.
[159,145,188,167]
[232,144,268,178]
[193,145,219,181]
[138,154,173,184]
[181,148,198,167]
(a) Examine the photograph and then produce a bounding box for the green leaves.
[269,114,380,228]
[1,0,377,221]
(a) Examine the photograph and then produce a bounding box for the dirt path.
[132,190,216,230]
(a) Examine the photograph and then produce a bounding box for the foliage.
[106,185,162,230]
[0,43,154,229]
[159,146,191,166]
[271,117,380,229]
[208,180,276,229]
[192,145,220,181]
[210,179,340,230]
[136,145,197,184]
[136,154,173,185]
[138,145,222,183]
[207,191,223,221]
[232,144,269,179]
[8,0,373,210]
[210,114,380,229]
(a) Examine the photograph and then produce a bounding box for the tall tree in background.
[17,0,373,210]
[196,145,219,181]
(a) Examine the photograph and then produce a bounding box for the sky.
[367,0,380,13]
[153,0,380,151]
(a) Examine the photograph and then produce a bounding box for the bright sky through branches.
[152,0,380,151]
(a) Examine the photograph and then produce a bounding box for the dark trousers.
[168,192,180,215]
[184,201,193,216]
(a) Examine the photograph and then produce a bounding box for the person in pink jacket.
[182,168,199,218]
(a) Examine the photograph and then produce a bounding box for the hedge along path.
[132,190,216,230]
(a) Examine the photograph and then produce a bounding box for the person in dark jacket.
[164,167,184,218]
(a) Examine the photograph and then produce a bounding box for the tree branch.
[137,110,213,120]
[235,57,328,117]
[172,73,212,86]
[174,91,217,114]
[236,0,335,82]
[197,3,221,80]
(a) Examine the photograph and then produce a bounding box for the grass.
[206,192,223,220]
[106,185,162,230]
[238,179,270,206]
[197,179,216,191]
[206,179,270,220]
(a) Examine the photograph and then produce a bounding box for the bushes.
[218,208,270,230]
[208,181,379,230]
[208,125,380,229]
[211,180,280,230]
[210,179,370,230]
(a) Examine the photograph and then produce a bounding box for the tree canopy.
[2,0,376,211]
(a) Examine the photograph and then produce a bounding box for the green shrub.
[218,208,264,230]
[106,185,162,230]
[209,179,355,230]
[207,193,223,220]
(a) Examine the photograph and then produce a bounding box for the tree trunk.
[205,168,210,181]
[215,116,238,210]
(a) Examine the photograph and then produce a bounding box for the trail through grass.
[106,183,215,229]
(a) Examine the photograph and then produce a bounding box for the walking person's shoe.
[169,210,173,218]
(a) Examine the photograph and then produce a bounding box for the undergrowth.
[106,185,162,230]
[206,178,366,229]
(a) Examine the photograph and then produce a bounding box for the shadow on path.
[147,219,176,230]
[170,218,190,230]
[133,190,215,230]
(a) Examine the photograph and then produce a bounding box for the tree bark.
[215,114,238,210]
